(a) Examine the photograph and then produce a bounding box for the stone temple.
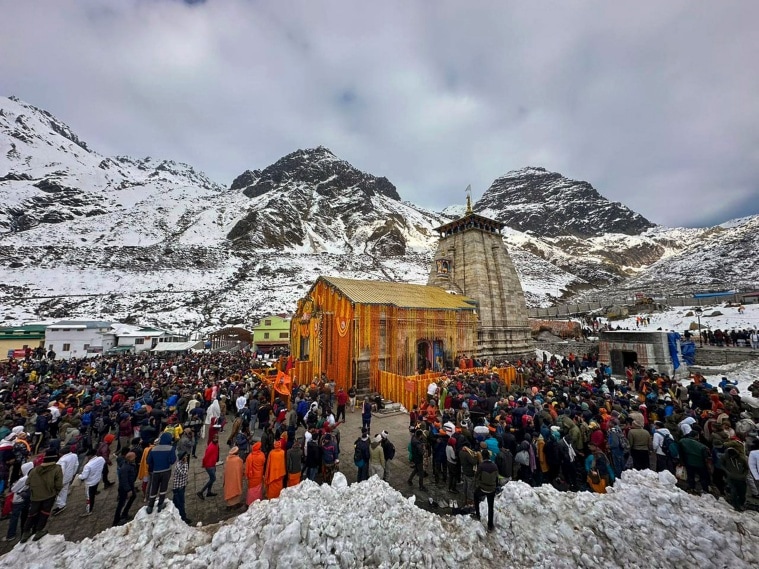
[427,195,534,362]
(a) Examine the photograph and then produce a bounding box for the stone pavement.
[0,406,456,555]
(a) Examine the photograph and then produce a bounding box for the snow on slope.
[0,95,238,246]
[3,471,756,568]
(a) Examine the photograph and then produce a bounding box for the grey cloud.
[1,0,757,227]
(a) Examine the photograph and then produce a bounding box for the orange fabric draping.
[223,454,244,506]
[291,279,479,391]
[264,443,287,500]
[245,443,266,486]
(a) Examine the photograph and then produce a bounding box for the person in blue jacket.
[146,432,176,514]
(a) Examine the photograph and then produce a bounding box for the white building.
[112,324,187,354]
[45,320,115,359]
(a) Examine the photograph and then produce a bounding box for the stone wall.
[693,346,759,366]
[534,340,597,358]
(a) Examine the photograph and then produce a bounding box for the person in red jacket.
[197,434,220,500]
[336,388,348,423]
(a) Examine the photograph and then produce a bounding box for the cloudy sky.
[1,0,757,227]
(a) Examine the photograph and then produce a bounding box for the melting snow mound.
[3,470,757,568]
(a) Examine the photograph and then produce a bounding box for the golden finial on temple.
[465,184,472,214]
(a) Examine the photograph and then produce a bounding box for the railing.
[373,366,518,411]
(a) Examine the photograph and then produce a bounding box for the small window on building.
[279,332,289,339]
[265,320,272,326]
[49,344,53,352]
[83,344,90,352]
[135,338,145,345]
[62,343,71,351]
[22,344,28,349]
[264,332,270,339]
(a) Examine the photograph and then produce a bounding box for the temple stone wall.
[428,221,534,361]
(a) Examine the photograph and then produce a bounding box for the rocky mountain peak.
[230,146,401,201]
[475,167,654,238]
[2,95,90,152]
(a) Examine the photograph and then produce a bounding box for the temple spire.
[465,184,472,214]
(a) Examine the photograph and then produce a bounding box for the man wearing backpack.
[652,421,676,474]
[721,442,749,511]
[321,434,338,484]
[354,429,371,482]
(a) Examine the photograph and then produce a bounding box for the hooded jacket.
[28,462,64,501]
[11,462,34,504]
[245,442,266,486]
[369,438,385,468]
[147,432,177,473]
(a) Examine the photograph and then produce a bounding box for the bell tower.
[427,189,534,361]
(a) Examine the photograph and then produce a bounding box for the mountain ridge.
[1,95,757,331]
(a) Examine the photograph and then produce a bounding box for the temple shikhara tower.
[427,192,534,362]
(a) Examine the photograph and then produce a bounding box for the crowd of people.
[0,345,758,546]
[403,353,759,528]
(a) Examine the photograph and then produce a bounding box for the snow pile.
[4,471,758,568]
[1,503,211,568]
[493,469,758,568]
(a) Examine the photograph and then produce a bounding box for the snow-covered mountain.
[1,95,757,330]
[225,146,444,256]
[475,166,654,238]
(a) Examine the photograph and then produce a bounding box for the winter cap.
[43,448,59,464]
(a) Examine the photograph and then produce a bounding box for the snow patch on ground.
[4,471,757,568]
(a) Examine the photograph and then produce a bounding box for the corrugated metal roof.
[319,276,477,310]
[48,320,113,329]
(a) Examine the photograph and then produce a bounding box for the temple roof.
[433,212,505,235]
[317,276,477,310]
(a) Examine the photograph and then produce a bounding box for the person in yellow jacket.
[536,434,550,476]
[163,417,183,442]
[138,441,155,501]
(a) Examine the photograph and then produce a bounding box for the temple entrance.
[610,349,638,376]
[416,340,432,374]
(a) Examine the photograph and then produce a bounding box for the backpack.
[608,428,630,453]
[383,440,396,461]
[322,443,336,465]
[659,431,679,460]
[353,439,367,466]
[721,448,748,480]
[94,415,105,433]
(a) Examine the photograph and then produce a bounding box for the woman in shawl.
[223,446,244,508]
[205,398,221,443]
[244,442,266,504]
[264,440,287,499]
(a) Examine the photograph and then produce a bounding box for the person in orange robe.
[245,442,266,505]
[223,447,244,508]
[264,440,286,499]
